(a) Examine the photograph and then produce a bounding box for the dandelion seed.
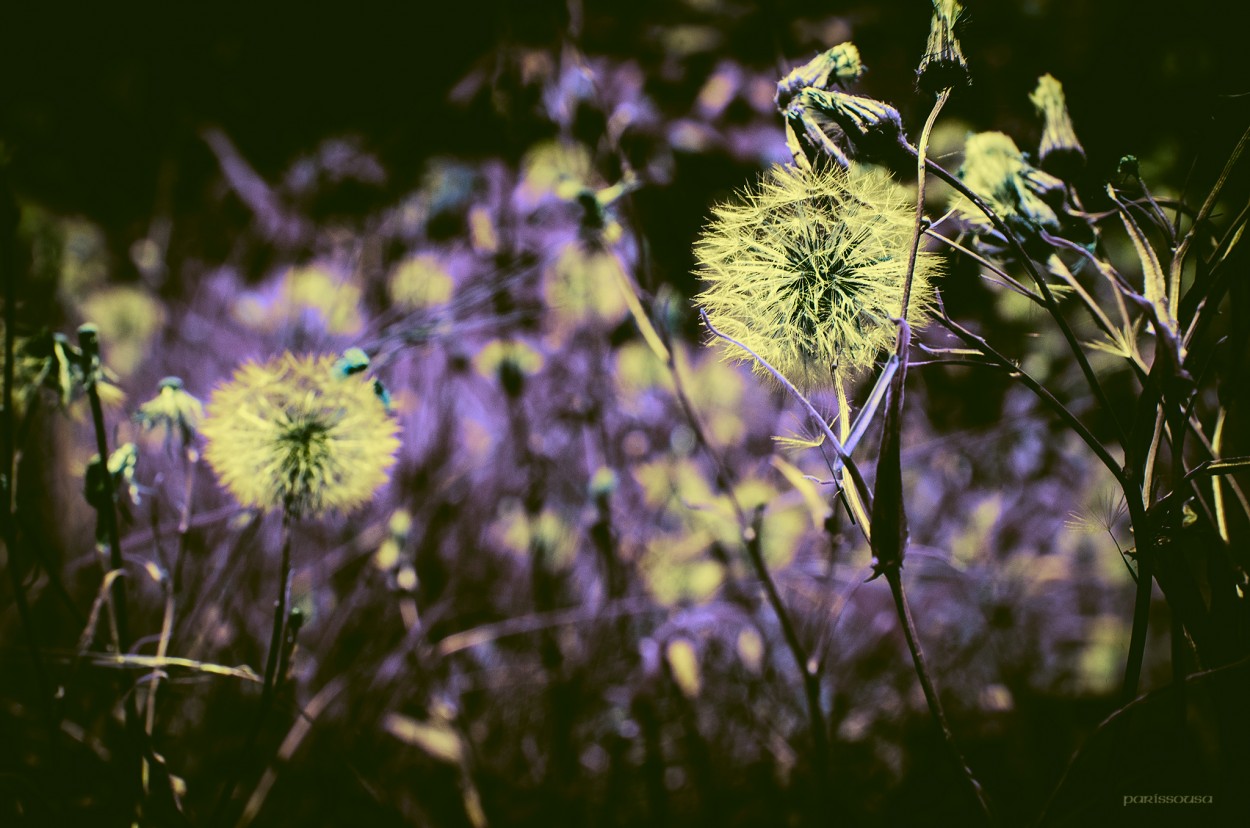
[200,353,400,518]
[694,163,940,387]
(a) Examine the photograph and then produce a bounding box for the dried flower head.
[917,0,970,93]
[1030,74,1085,176]
[775,42,866,110]
[953,131,1061,236]
[695,164,940,387]
[201,353,400,517]
[787,88,907,166]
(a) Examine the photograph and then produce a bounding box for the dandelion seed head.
[200,352,400,518]
[694,163,940,387]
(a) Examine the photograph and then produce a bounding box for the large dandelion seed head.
[694,163,940,387]
[201,353,401,518]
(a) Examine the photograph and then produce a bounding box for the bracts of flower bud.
[1030,73,1086,178]
[917,0,970,93]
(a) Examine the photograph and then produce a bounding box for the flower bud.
[794,88,907,166]
[1030,74,1085,176]
[917,0,970,93]
[775,42,865,110]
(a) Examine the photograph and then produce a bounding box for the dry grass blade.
[79,653,263,683]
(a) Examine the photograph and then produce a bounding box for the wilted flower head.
[787,88,907,166]
[953,131,1061,236]
[200,353,400,518]
[134,376,204,447]
[695,164,940,387]
[775,42,866,110]
[1030,74,1085,176]
[917,0,970,93]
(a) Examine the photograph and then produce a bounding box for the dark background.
[2,0,1246,270]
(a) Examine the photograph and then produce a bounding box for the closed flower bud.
[1030,74,1085,177]
[791,88,907,166]
[917,0,970,93]
[775,42,866,110]
[953,131,1060,238]
[134,376,204,447]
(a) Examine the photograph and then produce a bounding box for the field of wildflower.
[2,1,1248,826]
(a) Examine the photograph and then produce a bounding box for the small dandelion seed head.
[694,163,941,388]
[200,352,400,518]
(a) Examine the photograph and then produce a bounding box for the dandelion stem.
[885,568,995,823]
[743,505,830,811]
[873,89,992,822]
[210,507,295,827]
[672,324,833,812]
[698,308,874,515]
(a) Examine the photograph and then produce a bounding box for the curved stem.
[917,152,1129,451]
[699,309,874,516]
[741,506,829,800]
[886,568,994,823]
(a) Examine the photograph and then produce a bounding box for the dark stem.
[209,507,294,826]
[917,152,1129,451]
[79,326,132,652]
[2,172,58,760]
[742,506,829,808]
[885,568,995,823]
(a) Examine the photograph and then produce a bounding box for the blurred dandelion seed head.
[200,353,400,518]
[694,163,939,386]
[77,285,166,378]
[389,254,455,310]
